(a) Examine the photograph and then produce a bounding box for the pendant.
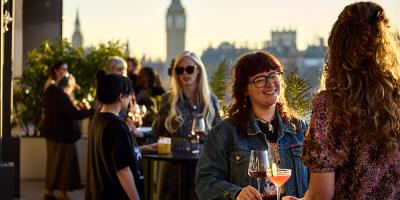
[267,122,274,133]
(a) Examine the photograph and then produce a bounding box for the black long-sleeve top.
[40,84,93,143]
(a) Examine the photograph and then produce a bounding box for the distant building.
[72,10,83,48]
[270,29,297,53]
[125,39,130,57]
[200,30,327,95]
[297,38,327,94]
[201,42,250,77]
[166,0,186,69]
[263,29,298,74]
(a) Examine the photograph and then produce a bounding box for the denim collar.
[246,112,296,136]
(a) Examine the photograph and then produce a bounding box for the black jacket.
[40,84,93,143]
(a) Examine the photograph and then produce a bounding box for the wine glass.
[191,116,205,153]
[267,164,292,200]
[248,150,269,193]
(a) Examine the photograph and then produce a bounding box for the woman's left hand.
[139,143,158,154]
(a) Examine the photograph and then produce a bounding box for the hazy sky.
[63,0,400,61]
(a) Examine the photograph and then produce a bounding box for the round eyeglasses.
[248,72,282,88]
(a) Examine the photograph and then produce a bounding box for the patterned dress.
[302,92,400,200]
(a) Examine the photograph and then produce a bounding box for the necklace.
[255,114,276,133]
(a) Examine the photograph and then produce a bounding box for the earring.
[243,96,248,108]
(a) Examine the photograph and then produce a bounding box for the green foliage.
[210,60,230,118]
[284,68,312,118]
[210,60,229,100]
[13,39,125,128]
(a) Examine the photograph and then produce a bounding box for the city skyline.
[63,0,400,61]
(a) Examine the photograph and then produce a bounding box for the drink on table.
[157,137,171,155]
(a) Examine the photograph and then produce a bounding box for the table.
[142,151,200,200]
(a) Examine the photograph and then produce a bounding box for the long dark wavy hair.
[325,2,400,151]
[227,51,296,135]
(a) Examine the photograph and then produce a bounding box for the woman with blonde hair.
[284,2,400,200]
[152,50,221,199]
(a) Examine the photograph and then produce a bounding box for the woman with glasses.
[152,50,221,200]
[195,51,308,200]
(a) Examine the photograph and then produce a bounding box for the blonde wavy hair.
[325,2,400,151]
[164,51,216,133]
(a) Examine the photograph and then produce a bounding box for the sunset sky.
[63,0,400,61]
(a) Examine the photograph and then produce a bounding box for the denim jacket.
[195,112,309,200]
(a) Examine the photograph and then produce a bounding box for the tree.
[13,39,125,132]
[210,60,230,118]
[210,60,229,100]
[284,68,312,119]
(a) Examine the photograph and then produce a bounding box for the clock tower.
[166,0,186,65]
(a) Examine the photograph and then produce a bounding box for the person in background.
[152,50,221,200]
[106,56,128,76]
[195,51,308,200]
[41,74,93,200]
[44,61,68,90]
[105,56,157,152]
[86,70,143,200]
[284,2,400,200]
[134,66,166,126]
[127,57,140,85]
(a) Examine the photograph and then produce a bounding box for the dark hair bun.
[96,73,133,104]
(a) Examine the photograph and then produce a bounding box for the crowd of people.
[39,2,400,200]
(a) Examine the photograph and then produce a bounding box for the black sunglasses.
[175,65,196,75]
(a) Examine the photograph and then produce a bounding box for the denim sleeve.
[211,94,221,125]
[195,123,241,200]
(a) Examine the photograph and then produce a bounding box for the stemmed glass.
[267,164,292,200]
[191,116,205,153]
[248,150,269,193]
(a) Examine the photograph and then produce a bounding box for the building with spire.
[72,10,83,48]
[166,0,186,65]
[125,39,130,57]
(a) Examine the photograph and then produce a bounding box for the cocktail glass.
[267,168,291,200]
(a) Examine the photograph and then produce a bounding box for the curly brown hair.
[325,2,400,151]
[227,51,297,135]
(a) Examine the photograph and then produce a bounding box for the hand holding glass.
[248,150,269,193]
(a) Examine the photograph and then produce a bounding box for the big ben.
[166,0,186,65]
